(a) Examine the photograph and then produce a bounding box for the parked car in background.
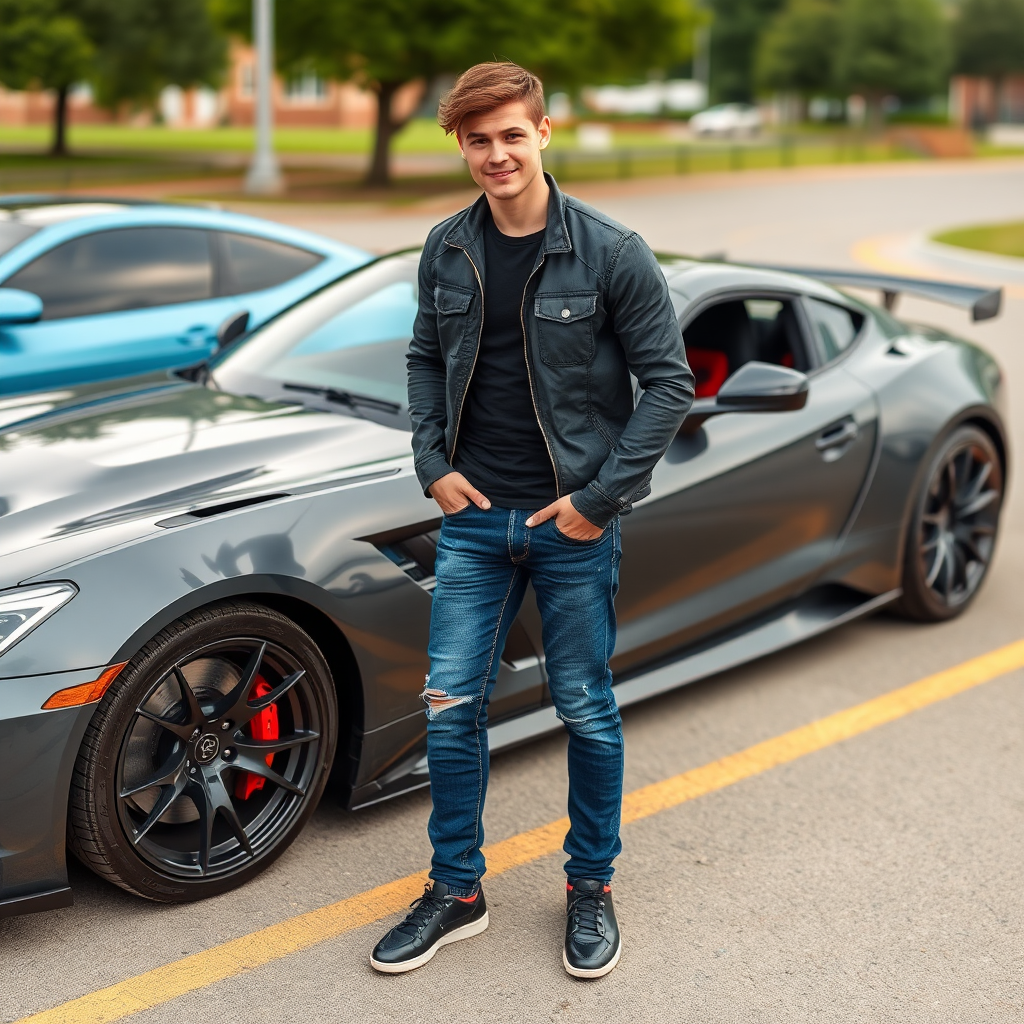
[689,103,763,138]
[0,250,1005,916]
[0,197,369,397]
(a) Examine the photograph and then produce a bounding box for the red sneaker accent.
[603,885,611,893]
[454,891,479,903]
[566,882,574,891]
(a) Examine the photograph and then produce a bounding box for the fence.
[545,133,916,182]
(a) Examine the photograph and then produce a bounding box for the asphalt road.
[4,160,1024,1023]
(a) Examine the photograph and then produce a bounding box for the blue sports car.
[0,196,369,397]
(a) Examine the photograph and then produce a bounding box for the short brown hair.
[437,62,545,136]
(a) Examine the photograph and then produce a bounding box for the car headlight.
[0,583,78,657]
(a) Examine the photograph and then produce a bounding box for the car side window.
[682,295,809,398]
[216,232,323,295]
[804,297,864,363]
[3,227,214,320]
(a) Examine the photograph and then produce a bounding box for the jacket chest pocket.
[434,283,475,356]
[534,292,598,366]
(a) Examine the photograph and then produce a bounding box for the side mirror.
[682,361,809,433]
[0,288,43,326]
[216,310,250,351]
[716,361,809,411]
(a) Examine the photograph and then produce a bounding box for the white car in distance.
[689,103,763,138]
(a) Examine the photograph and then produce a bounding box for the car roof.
[0,194,367,269]
[660,258,846,305]
[0,195,164,218]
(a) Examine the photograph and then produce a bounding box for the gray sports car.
[0,251,1006,917]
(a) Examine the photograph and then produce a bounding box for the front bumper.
[0,668,103,917]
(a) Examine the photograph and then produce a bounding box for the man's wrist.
[415,455,455,498]
[427,470,457,498]
[569,487,618,531]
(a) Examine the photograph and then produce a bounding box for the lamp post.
[693,22,711,110]
[244,0,283,195]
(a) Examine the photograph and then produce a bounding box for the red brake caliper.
[234,676,279,800]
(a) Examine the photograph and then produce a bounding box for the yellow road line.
[19,638,1024,1024]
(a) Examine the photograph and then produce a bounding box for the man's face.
[457,102,551,202]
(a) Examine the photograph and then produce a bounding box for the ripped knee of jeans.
[556,708,591,731]
[421,686,474,720]
[555,704,621,735]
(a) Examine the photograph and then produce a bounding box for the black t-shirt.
[451,215,557,508]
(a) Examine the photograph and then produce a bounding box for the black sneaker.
[563,877,621,978]
[370,881,488,974]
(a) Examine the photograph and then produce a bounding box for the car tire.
[68,601,338,902]
[895,425,1003,622]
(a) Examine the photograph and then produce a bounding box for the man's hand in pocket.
[429,473,491,515]
[526,495,603,540]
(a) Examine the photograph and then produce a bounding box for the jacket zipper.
[520,255,562,496]
[447,246,485,466]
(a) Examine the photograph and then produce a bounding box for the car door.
[0,226,235,395]
[612,290,879,674]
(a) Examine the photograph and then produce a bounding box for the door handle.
[816,417,859,461]
[179,324,213,346]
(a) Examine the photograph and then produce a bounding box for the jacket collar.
[442,172,572,255]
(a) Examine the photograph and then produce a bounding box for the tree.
[217,0,700,187]
[526,0,703,92]
[0,0,226,157]
[836,0,950,130]
[755,0,840,107]
[708,0,786,103]
[88,0,228,114]
[0,0,93,155]
[953,0,1024,123]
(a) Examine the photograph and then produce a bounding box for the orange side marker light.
[42,662,128,710]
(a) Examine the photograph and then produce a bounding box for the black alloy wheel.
[897,425,1003,622]
[69,602,338,902]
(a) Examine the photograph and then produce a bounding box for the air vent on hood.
[155,493,290,528]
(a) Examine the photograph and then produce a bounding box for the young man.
[370,62,694,978]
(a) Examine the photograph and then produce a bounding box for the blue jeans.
[424,505,624,896]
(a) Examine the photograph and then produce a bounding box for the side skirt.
[350,586,900,809]
[0,886,73,919]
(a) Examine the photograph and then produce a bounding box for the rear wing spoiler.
[751,264,1003,322]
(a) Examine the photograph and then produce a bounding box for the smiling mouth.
[487,168,518,180]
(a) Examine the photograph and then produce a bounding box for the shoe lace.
[569,893,607,942]
[395,888,447,937]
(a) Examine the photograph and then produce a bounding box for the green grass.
[0,121,449,154]
[5,119,1024,161]
[933,221,1024,259]
[4,119,853,155]
[0,119,680,155]
[975,141,1024,158]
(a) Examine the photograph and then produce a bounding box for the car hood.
[0,380,412,560]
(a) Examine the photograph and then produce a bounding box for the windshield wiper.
[281,382,401,414]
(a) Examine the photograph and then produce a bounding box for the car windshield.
[210,253,420,427]
[0,218,40,257]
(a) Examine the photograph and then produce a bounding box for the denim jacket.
[407,174,695,529]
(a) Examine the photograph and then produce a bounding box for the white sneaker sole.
[563,936,622,979]
[370,911,489,974]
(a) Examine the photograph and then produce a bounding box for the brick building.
[949,75,1024,128]
[0,41,424,130]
